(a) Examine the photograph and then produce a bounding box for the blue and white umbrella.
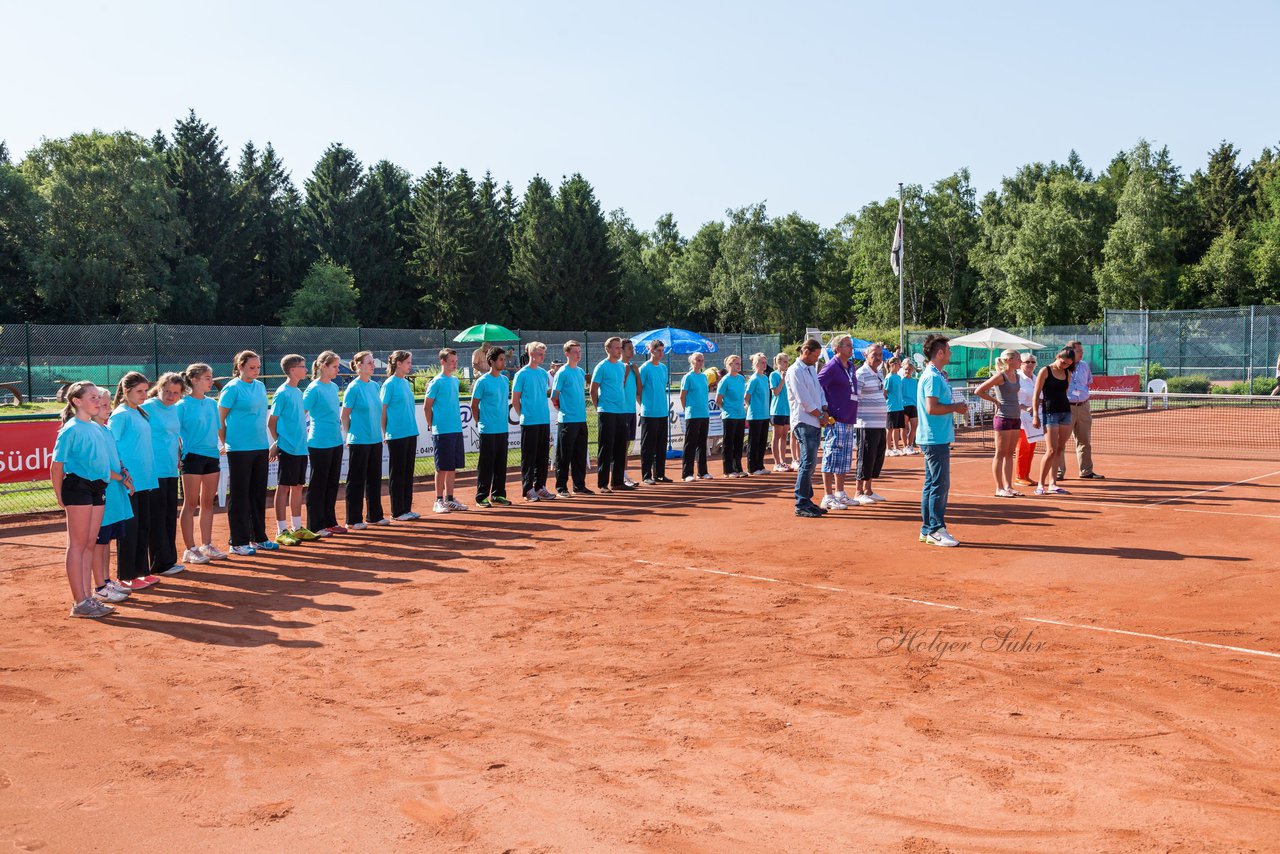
[629,327,719,355]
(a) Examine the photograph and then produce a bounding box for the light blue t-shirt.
[622,364,638,414]
[639,362,669,419]
[717,373,747,420]
[746,373,771,420]
[271,383,308,455]
[53,417,113,482]
[343,379,383,445]
[176,395,219,460]
[303,380,343,449]
[512,366,551,426]
[886,373,905,412]
[380,375,419,441]
[100,426,133,527]
[140,398,181,478]
[901,376,919,409]
[916,365,955,445]
[425,373,462,435]
[680,370,710,418]
[552,365,586,424]
[108,404,158,492]
[219,377,269,452]
[472,372,511,435]
[770,371,790,417]
[591,359,628,414]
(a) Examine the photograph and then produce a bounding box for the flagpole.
[897,182,905,354]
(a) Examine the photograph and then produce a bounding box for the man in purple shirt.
[1058,339,1104,480]
[818,334,859,510]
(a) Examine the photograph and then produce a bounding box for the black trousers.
[747,419,770,473]
[307,445,342,531]
[345,442,385,524]
[148,476,179,572]
[682,417,709,478]
[640,416,668,480]
[521,424,551,494]
[227,449,268,546]
[476,433,508,500]
[722,418,746,475]
[856,427,887,480]
[117,487,154,580]
[597,412,629,488]
[555,422,588,491]
[386,435,417,517]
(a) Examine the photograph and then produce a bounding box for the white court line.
[1146,468,1280,507]
[638,560,1280,661]
[873,485,1280,520]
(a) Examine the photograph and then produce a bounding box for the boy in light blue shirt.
[638,341,672,483]
[552,340,589,496]
[470,348,512,507]
[917,334,967,547]
[513,342,554,501]
[268,354,316,545]
[424,348,467,513]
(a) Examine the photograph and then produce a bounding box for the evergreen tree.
[608,210,662,328]
[554,174,618,328]
[408,164,472,326]
[304,143,365,271]
[166,110,236,321]
[765,212,823,341]
[667,221,723,330]
[509,175,560,326]
[471,172,514,324]
[282,259,360,326]
[0,152,43,319]
[643,213,684,288]
[231,142,309,322]
[1096,141,1184,310]
[352,159,414,326]
[1183,141,1251,266]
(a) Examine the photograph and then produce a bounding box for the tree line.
[2,110,1278,340]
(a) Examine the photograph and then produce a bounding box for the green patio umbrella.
[453,323,519,344]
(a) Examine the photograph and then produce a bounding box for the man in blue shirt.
[470,348,512,507]
[513,341,555,502]
[638,340,672,484]
[552,340,590,497]
[917,334,968,547]
[590,336,633,492]
[1058,339,1104,481]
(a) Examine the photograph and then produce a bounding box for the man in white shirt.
[785,338,828,518]
[1059,339,1104,480]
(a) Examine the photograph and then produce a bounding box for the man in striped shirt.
[853,342,889,505]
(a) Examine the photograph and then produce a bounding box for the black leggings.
[386,435,417,517]
[227,449,268,546]
[596,412,629,488]
[555,422,588,492]
[682,417,709,478]
[148,476,179,572]
[307,445,342,531]
[747,419,770,473]
[640,416,668,480]
[345,442,385,524]
[476,433,508,501]
[722,418,745,475]
[117,487,154,581]
[521,424,551,494]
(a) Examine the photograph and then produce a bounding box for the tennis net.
[964,391,1280,461]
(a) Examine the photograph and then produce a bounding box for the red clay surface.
[1,443,1278,852]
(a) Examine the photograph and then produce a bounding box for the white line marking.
[1020,618,1280,659]
[1146,468,1280,507]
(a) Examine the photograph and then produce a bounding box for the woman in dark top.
[1031,347,1076,495]
[975,349,1024,498]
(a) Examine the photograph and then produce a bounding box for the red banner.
[1089,375,1141,394]
[0,420,60,484]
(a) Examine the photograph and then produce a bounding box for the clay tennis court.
[2,440,1278,851]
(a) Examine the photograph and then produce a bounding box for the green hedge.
[1166,374,1211,394]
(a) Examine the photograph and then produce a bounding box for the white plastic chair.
[1146,378,1168,409]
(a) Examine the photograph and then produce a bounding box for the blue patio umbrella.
[628,327,718,355]
[825,336,874,361]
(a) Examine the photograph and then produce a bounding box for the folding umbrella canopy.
[947,327,1044,367]
[453,323,519,343]
[629,327,718,355]
[822,336,874,362]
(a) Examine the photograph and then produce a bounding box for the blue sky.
[4,0,1278,232]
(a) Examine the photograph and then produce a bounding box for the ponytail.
[350,351,372,373]
[386,350,411,378]
[113,371,151,419]
[182,363,212,389]
[312,351,340,380]
[231,350,259,378]
[60,381,95,424]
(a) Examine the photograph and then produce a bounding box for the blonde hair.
[231,350,259,378]
[750,352,766,369]
[688,352,704,367]
[723,354,741,371]
[146,372,185,399]
[349,351,373,373]
[183,363,212,388]
[604,336,623,351]
[526,341,546,357]
[386,350,411,377]
[113,371,151,416]
[312,351,340,380]
[60,381,97,424]
[995,348,1019,372]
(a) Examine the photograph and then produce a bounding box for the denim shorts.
[1041,409,1072,427]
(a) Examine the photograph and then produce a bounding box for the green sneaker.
[292,527,319,542]
[490,495,511,506]
[275,531,300,547]
[476,497,491,508]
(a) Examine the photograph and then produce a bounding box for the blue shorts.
[432,432,464,471]
[1042,409,1072,427]
[821,422,855,473]
[96,520,126,545]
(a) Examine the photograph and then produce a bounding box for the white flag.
[890,199,904,276]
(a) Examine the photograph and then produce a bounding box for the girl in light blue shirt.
[176,363,223,563]
[381,350,420,521]
[141,372,185,576]
[219,350,274,554]
[109,371,158,583]
[715,355,748,477]
[342,351,386,527]
[304,351,344,535]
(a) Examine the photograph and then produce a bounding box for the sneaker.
[772,465,789,473]
[923,529,960,547]
[293,527,320,541]
[394,513,417,521]
[70,598,111,618]
[642,477,656,485]
[624,477,638,487]
[93,584,128,603]
[851,494,875,506]
[996,488,1014,498]
[684,476,696,482]
[326,525,348,535]
[795,506,823,518]
[117,576,158,590]
[374,518,392,526]
[314,527,332,538]
[751,469,767,476]
[867,492,887,503]
[256,540,281,551]
[617,483,637,490]
[525,489,540,502]
[230,544,257,556]
[491,496,511,506]
[886,449,900,457]
[351,521,369,530]
[700,473,714,480]
[445,498,469,511]
[432,499,451,514]
[556,489,572,498]
[274,531,299,547]
[476,498,492,508]
[1080,472,1106,479]
[537,488,557,500]
[656,477,674,483]
[201,544,229,561]
[820,495,845,511]
[572,487,595,495]
[159,563,186,576]
[835,492,858,508]
[103,579,132,599]
[183,547,211,565]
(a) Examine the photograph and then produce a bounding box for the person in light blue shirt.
[175,363,223,564]
[679,352,711,480]
[745,353,772,474]
[471,348,512,506]
[92,403,135,601]
[770,353,794,471]
[513,342,554,501]
[425,348,466,513]
[304,351,344,535]
[381,350,420,521]
[590,337,631,491]
[219,351,274,554]
[916,335,967,547]
[884,356,907,456]
[551,340,589,496]
[141,372,185,576]
[269,354,315,544]
[619,339,641,487]
[900,363,920,455]
[715,355,748,477]
[342,351,386,527]
[638,341,671,483]
[109,371,158,583]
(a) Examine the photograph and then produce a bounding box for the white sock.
[277,521,289,534]
[292,516,302,530]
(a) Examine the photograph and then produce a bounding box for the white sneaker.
[183,547,211,565]
[93,583,128,603]
[684,475,696,482]
[851,493,875,506]
[624,477,637,487]
[835,492,858,508]
[820,494,845,511]
[700,473,714,480]
[201,544,228,561]
[445,498,468,511]
[433,499,451,514]
[230,544,256,556]
[351,521,369,530]
[772,465,788,473]
[314,528,332,537]
[526,489,540,502]
[374,518,392,526]
[394,513,416,522]
[923,529,960,547]
[887,449,900,457]
[103,579,132,599]
[867,492,887,503]
[159,563,186,576]
[751,469,767,476]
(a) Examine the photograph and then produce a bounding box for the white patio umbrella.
[947,327,1045,368]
